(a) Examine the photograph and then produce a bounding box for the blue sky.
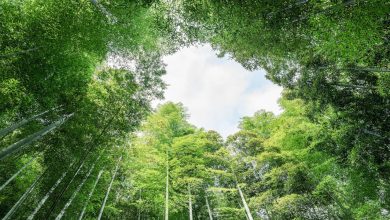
[154,44,282,138]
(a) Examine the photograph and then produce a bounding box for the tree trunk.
[138,189,142,220]
[237,182,253,220]
[0,113,73,161]
[188,185,193,220]
[55,161,97,220]
[2,169,46,220]
[205,194,213,220]
[0,47,40,58]
[0,156,36,192]
[97,156,122,220]
[28,161,74,220]
[90,0,116,23]
[0,107,61,139]
[165,147,169,220]
[78,169,104,220]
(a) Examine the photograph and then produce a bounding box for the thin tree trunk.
[292,0,355,23]
[28,161,74,220]
[231,166,254,220]
[188,185,193,220]
[0,47,40,58]
[239,202,249,220]
[0,156,36,192]
[2,169,46,220]
[90,0,116,23]
[266,0,308,19]
[97,156,122,220]
[0,106,62,139]
[205,194,213,220]
[137,189,142,220]
[165,148,169,220]
[237,184,253,220]
[46,109,118,219]
[0,113,73,161]
[55,161,97,220]
[1,109,47,139]
[78,169,104,220]
[319,66,390,73]
[46,150,88,218]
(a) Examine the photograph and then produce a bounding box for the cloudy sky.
[154,44,283,138]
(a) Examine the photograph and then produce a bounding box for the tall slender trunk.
[0,156,36,191]
[319,66,390,73]
[137,190,142,220]
[205,194,213,220]
[188,185,193,220]
[231,169,254,220]
[97,156,122,220]
[46,149,88,218]
[55,161,97,220]
[46,109,118,219]
[90,0,116,23]
[28,161,74,220]
[165,148,169,220]
[237,183,253,220]
[2,169,46,220]
[239,202,249,220]
[0,107,60,139]
[0,47,40,58]
[0,113,73,161]
[78,169,104,220]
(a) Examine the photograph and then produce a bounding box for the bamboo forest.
[0,0,389,219]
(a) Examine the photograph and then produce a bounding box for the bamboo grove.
[0,0,389,219]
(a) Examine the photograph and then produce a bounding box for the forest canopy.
[0,0,389,219]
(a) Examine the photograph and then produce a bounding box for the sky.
[154,44,283,138]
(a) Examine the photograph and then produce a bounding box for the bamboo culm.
[2,169,46,220]
[0,106,62,139]
[97,156,122,220]
[55,161,97,220]
[188,185,193,220]
[78,169,104,220]
[205,194,213,220]
[27,161,75,220]
[0,156,36,192]
[0,113,73,161]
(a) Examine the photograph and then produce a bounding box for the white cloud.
[154,44,282,138]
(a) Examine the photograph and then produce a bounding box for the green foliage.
[0,0,388,219]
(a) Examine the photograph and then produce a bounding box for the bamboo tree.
[0,106,62,139]
[90,0,116,23]
[78,169,104,220]
[165,147,169,220]
[97,155,122,220]
[45,152,88,218]
[188,185,193,220]
[27,162,73,220]
[205,194,213,220]
[2,169,46,220]
[55,161,98,220]
[0,156,36,192]
[0,47,40,59]
[0,113,73,161]
[233,169,253,220]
